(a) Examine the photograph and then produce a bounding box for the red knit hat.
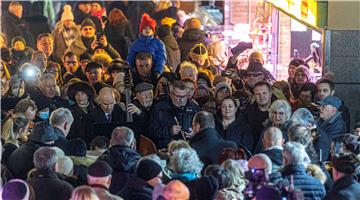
[139,13,157,33]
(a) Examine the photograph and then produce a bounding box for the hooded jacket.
[178,28,210,61]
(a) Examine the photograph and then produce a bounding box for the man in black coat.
[27,147,73,200]
[1,2,31,45]
[8,121,59,179]
[97,127,141,194]
[73,1,102,33]
[323,153,360,200]
[50,108,74,155]
[189,111,237,166]
[149,80,199,149]
[119,159,162,200]
[261,127,284,168]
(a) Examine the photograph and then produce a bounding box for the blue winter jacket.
[317,112,347,139]
[281,164,325,200]
[126,35,167,74]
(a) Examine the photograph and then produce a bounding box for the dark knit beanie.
[68,138,87,157]
[81,18,96,30]
[11,36,26,47]
[195,176,219,200]
[88,161,113,177]
[85,61,102,72]
[136,159,162,181]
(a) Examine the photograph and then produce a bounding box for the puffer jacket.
[281,164,325,200]
[178,28,210,61]
[126,35,167,74]
[97,145,140,173]
[97,145,141,194]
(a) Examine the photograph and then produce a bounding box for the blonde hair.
[70,185,99,200]
[156,0,171,11]
[91,53,112,68]
[1,113,29,146]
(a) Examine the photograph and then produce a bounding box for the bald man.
[262,127,284,167]
[248,153,273,175]
[87,87,126,143]
[162,180,190,200]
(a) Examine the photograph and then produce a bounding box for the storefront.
[189,0,326,80]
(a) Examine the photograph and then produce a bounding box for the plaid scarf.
[62,28,77,48]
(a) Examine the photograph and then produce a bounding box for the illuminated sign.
[267,0,317,27]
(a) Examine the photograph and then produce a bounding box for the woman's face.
[25,106,37,121]
[288,65,297,79]
[270,108,287,126]
[75,91,89,106]
[295,72,308,85]
[156,77,169,96]
[221,99,237,119]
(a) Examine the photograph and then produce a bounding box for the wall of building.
[327,1,360,30]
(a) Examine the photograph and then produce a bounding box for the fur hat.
[139,13,157,33]
[306,164,327,184]
[61,4,74,21]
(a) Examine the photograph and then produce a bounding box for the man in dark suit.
[189,111,237,166]
[88,87,126,140]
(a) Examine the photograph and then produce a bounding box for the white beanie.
[61,5,74,21]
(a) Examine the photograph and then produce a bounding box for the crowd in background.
[1,1,360,200]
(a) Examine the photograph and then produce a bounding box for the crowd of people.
[1,1,360,200]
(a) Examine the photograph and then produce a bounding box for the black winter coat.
[189,128,237,166]
[97,145,141,194]
[53,128,70,155]
[148,98,199,149]
[68,103,96,146]
[1,11,29,45]
[8,141,42,179]
[215,117,253,153]
[323,175,360,200]
[281,164,325,200]
[178,28,209,61]
[262,147,283,166]
[105,22,134,59]
[118,176,153,200]
[27,169,74,200]
[244,103,269,150]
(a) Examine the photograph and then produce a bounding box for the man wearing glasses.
[149,80,199,149]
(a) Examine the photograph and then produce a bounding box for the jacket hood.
[161,34,179,50]
[98,145,140,173]
[182,29,207,41]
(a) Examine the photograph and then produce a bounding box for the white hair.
[291,108,316,127]
[269,100,292,121]
[55,156,74,176]
[169,148,203,176]
[283,142,307,165]
[49,107,74,126]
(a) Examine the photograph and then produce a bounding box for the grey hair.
[283,142,307,165]
[55,156,74,176]
[179,61,198,76]
[221,159,248,188]
[269,100,292,121]
[288,125,312,147]
[248,153,273,174]
[264,127,283,144]
[110,126,135,147]
[39,72,56,85]
[291,108,316,127]
[49,108,74,126]
[33,147,58,170]
[169,148,203,176]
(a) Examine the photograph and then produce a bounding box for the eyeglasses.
[65,61,77,65]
